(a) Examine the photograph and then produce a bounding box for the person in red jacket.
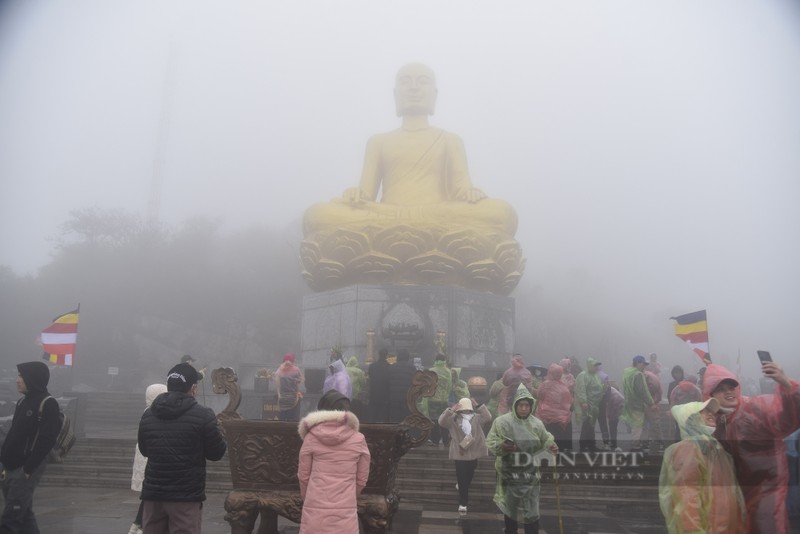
[704,362,800,534]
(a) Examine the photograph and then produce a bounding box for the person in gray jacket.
[138,363,226,534]
[438,397,492,514]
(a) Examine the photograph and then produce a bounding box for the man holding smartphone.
[703,356,800,534]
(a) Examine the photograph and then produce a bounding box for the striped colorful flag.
[41,306,80,366]
[670,309,711,365]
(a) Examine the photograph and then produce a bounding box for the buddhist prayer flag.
[41,306,80,367]
[670,309,711,365]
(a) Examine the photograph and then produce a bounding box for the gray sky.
[1,1,799,377]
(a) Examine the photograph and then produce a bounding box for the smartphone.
[757,350,772,365]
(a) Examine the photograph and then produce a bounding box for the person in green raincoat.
[486,383,557,534]
[345,355,368,418]
[622,355,655,451]
[659,398,745,533]
[450,368,470,402]
[428,353,454,446]
[486,373,504,419]
[574,357,605,452]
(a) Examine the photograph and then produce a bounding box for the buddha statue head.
[394,63,437,117]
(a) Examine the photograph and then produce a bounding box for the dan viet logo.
[510,450,647,481]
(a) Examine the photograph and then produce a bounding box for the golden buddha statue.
[300,63,525,295]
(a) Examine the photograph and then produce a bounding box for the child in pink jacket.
[297,390,371,534]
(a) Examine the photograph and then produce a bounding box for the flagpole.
[706,310,711,366]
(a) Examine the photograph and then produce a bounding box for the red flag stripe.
[42,323,78,334]
[676,331,709,344]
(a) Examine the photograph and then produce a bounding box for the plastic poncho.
[487,378,505,419]
[606,386,625,421]
[486,384,555,523]
[345,356,367,402]
[659,402,745,533]
[450,368,470,402]
[429,360,453,404]
[704,364,800,534]
[323,359,352,400]
[536,365,572,426]
[645,370,663,404]
[275,361,303,411]
[622,367,654,429]
[499,356,534,415]
[559,358,576,394]
[574,359,605,423]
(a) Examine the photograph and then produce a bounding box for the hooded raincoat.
[659,401,745,533]
[704,364,800,534]
[574,359,605,423]
[622,366,654,429]
[345,356,367,402]
[276,359,304,412]
[486,384,555,523]
[536,365,572,426]
[297,409,371,534]
[323,359,352,400]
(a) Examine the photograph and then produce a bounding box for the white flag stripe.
[687,340,709,352]
[41,332,77,345]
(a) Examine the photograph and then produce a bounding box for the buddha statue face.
[394,63,437,117]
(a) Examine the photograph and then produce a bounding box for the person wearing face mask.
[659,398,745,533]
[704,362,800,534]
[438,397,492,514]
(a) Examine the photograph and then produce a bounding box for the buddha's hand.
[342,187,368,204]
[463,187,487,203]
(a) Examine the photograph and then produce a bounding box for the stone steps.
[41,436,661,515]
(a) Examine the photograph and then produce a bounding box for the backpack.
[33,396,76,463]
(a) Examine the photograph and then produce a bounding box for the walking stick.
[553,458,564,534]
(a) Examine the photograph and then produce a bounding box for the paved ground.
[24,485,670,534]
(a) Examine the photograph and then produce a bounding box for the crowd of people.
[1,349,798,533]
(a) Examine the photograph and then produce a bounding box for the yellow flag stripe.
[673,321,708,335]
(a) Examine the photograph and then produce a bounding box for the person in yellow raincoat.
[659,398,745,533]
[486,383,557,534]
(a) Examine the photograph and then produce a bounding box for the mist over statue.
[301,63,525,295]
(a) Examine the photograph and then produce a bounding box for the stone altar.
[218,367,437,534]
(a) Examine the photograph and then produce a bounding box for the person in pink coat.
[297,390,371,534]
[536,364,573,452]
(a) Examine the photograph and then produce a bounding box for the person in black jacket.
[387,349,417,422]
[138,363,226,534]
[0,361,60,533]
[368,348,391,422]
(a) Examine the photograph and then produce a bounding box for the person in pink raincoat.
[297,390,371,534]
[704,362,800,534]
[535,364,573,452]
[498,354,534,415]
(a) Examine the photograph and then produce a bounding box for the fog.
[1,1,799,383]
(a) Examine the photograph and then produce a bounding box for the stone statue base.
[301,284,515,368]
